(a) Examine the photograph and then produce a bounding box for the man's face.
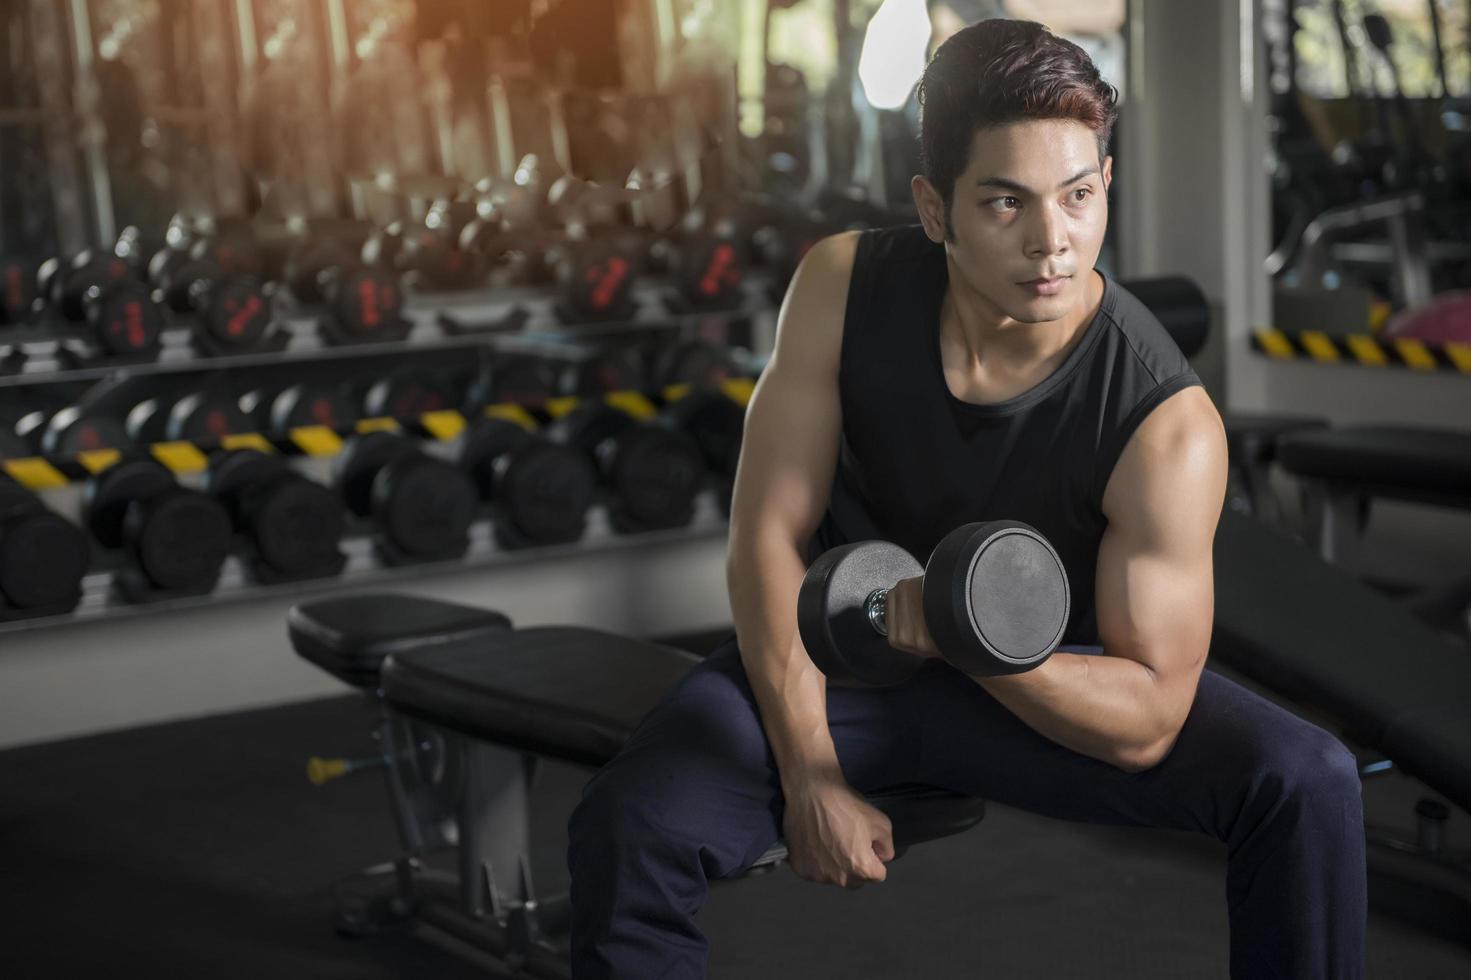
[918,118,1112,324]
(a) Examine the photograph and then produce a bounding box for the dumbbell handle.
[865,587,892,637]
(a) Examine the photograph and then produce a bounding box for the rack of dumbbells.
[0,0,897,635]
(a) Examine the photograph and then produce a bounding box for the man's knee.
[1258,726,1363,817]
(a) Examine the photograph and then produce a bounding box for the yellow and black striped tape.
[0,379,758,492]
[1253,328,1471,374]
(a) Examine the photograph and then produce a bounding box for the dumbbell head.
[1,254,38,323]
[42,252,132,320]
[363,367,457,421]
[208,449,345,575]
[324,263,405,341]
[464,356,557,412]
[663,388,744,479]
[368,448,480,559]
[564,346,646,398]
[87,459,232,589]
[556,238,637,321]
[42,408,132,457]
[284,238,358,305]
[167,391,252,445]
[270,382,357,435]
[335,431,419,518]
[797,541,928,686]
[196,274,274,353]
[671,232,743,308]
[556,405,705,531]
[921,521,1069,676]
[459,418,596,545]
[0,475,89,610]
[655,340,738,390]
[86,280,164,357]
[189,224,264,279]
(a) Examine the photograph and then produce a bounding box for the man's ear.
[1102,154,1114,192]
[912,175,947,243]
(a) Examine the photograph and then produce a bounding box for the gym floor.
[3,639,1467,980]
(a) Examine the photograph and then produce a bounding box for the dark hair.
[917,19,1119,235]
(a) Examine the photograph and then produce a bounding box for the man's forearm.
[973,652,1173,771]
[727,533,841,781]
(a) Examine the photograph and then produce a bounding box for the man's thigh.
[898,653,1351,837]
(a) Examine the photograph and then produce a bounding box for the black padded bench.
[289,593,987,977]
[1211,511,1471,940]
[1276,424,1471,569]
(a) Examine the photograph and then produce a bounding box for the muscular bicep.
[1095,387,1227,725]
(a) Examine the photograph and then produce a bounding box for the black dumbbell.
[188,217,265,279]
[363,202,482,292]
[561,346,648,399]
[17,407,132,457]
[1,254,38,324]
[458,416,597,547]
[83,458,233,598]
[652,339,739,390]
[207,449,347,582]
[654,208,746,312]
[798,521,1071,687]
[318,262,410,345]
[0,471,90,615]
[35,251,165,358]
[660,387,746,513]
[243,382,358,437]
[463,356,559,414]
[550,236,641,323]
[127,389,253,447]
[148,250,277,355]
[546,400,706,532]
[334,431,479,563]
[362,367,459,422]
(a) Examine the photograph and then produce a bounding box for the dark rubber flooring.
[2,640,1468,979]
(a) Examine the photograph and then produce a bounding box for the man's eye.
[1072,188,1092,203]
[988,197,1019,213]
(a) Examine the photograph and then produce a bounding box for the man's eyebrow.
[975,168,1099,195]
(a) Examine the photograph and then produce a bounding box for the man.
[569,20,1366,979]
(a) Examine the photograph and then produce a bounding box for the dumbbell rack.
[0,275,777,387]
[0,271,772,635]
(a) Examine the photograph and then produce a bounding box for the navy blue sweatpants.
[567,637,1367,978]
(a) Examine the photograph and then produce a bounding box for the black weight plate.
[208,448,288,525]
[331,266,403,338]
[604,426,705,529]
[922,521,1070,676]
[375,456,477,557]
[160,256,220,312]
[126,396,176,445]
[88,282,163,356]
[498,442,597,543]
[663,390,744,477]
[458,418,535,498]
[167,392,252,445]
[556,404,636,457]
[0,509,89,609]
[465,357,557,411]
[130,488,232,590]
[272,383,357,434]
[566,347,646,398]
[1,255,38,323]
[191,231,264,279]
[60,254,130,320]
[201,277,272,349]
[363,368,457,421]
[0,479,39,521]
[335,431,417,518]
[44,409,132,456]
[674,234,743,307]
[561,239,636,319]
[656,340,736,389]
[796,541,925,687]
[85,458,176,549]
[286,240,357,304]
[250,477,345,573]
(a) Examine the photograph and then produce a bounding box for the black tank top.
[810,225,1201,645]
